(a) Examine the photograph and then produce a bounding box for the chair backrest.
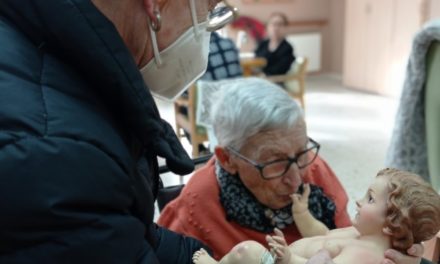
[174,85,206,133]
[290,57,308,76]
[187,84,207,135]
[173,84,208,157]
[262,57,308,108]
[425,41,440,193]
[284,57,309,94]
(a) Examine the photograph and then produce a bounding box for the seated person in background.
[202,32,243,81]
[193,168,440,264]
[159,77,352,258]
[180,31,243,153]
[255,12,295,76]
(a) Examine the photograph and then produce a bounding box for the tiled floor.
[154,74,399,220]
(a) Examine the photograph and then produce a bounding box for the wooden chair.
[174,84,208,158]
[265,57,309,109]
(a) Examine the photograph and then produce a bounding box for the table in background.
[239,53,267,77]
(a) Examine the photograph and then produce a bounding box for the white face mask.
[140,0,212,101]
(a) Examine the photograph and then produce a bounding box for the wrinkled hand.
[381,244,423,264]
[266,228,291,264]
[306,249,335,264]
[291,183,311,214]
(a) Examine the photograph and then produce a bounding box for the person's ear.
[142,0,162,31]
[382,226,393,236]
[215,146,238,175]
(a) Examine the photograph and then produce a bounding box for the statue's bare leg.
[193,248,217,264]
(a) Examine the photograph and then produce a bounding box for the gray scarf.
[216,163,336,233]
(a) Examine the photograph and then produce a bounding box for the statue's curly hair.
[377,168,440,252]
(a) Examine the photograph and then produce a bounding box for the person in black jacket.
[0,0,236,263]
[255,12,295,76]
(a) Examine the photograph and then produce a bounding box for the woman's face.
[266,14,286,41]
[231,122,308,209]
[352,176,389,235]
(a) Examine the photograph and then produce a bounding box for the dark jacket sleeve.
[154,225,213,264]
[0,136,158,264]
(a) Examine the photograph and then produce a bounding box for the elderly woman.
[159,78,349,255]
[158,78,426,264]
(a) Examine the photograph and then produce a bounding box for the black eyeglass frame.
[227,138,321,180]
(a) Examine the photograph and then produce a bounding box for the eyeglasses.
[227,138,320,180]
[207,0,239,32]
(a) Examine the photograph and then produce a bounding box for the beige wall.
[429,0,440,20]
[227,0,439,76]
[229,0,330,22]
[342,0,430,96]
[387,0,426,96]
[328,0,346,74]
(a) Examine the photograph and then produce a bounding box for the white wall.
[286,32,322,72]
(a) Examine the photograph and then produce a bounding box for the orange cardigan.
[158,156,351,260]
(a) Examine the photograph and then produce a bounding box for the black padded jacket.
[0,0,207,263]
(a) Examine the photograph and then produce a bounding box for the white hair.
[210,77,304,150]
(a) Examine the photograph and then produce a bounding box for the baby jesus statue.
[193,168,440,264]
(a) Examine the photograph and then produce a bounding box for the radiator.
[286,32,322,72]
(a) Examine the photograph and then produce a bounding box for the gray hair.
[210,77,304,150]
